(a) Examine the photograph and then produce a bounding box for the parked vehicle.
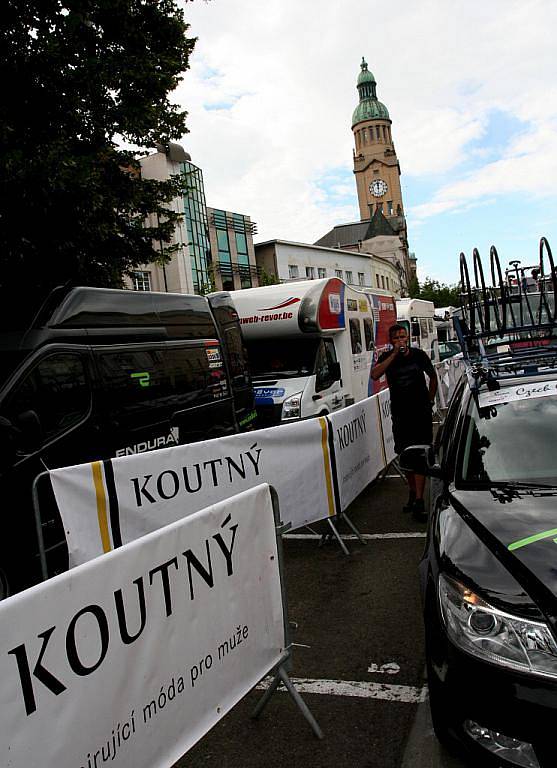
[437,340,461,361]
[401,242,557,768]
[396,298,438,360]
[229,278,396,427]
[0,286,255,598]
[434,305,458,343]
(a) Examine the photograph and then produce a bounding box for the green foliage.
[258,267,280,286]
[411,276,461,308]
[407,275,420,298]
[0,0,196,322]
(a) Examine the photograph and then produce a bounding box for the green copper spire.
[352,57,390,127]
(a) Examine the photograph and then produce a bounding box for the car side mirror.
[399,444,443,478]
[331,362,341,381]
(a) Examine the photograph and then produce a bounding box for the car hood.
[450,487,557,628]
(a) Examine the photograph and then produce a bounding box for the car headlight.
[282,392,302,420]
[439,573,557,678]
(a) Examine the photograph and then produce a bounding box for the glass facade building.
[181,161,212,294]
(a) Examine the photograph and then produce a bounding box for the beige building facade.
[255,239,402,298]
[124,144,259,295]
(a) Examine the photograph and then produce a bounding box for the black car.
[402,362,557,768]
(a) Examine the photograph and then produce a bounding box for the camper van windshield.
[246,338,320,379]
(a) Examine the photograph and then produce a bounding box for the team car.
[401,241,557,767]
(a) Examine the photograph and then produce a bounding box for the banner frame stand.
[251,486,324,740]
[32,470,54,582]
[318,510,367,555]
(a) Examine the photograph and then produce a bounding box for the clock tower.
[352,59,404,224]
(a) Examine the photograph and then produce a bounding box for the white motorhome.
[396,298,438,361]
[229,278,397,427]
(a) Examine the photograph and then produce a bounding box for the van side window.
[222,325,249,388]
[315,339,338,392]
[2,354,90,443]
[349,318,362,354]
[420,318,429,339]
[363,318,374,351]
[96,345,227,429]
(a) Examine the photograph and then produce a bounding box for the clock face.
[369,179,388,197]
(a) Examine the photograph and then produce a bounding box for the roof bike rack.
[456,237,557,395]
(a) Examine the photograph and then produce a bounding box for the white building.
[254,239,402,297]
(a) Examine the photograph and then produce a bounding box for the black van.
[0,286,256,599]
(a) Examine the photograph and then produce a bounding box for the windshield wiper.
[488,481,557,491]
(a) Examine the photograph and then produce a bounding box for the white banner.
[50,418,335,567]
[377,388,397,465]
[328,396,384,509]
[435,357,465,407]
[479,378,557,408]
[0,485,284,768]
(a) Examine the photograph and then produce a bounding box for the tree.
[0,0,196,324]
[411,276,461,308]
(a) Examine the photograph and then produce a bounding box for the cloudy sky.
[173,0,557,284]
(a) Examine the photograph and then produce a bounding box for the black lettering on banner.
[114,577,147,644]
[183,541,214,600]
[149,558,179,617]
[203,458,223,487]
[8,516,241,717]
[130,445,264,507]
[8,628,66,716]
[66,605,109,676]
[244,443,262,475]
[336,412,366,451]
[156,470,180,500]
[212,514,238,576]
[132,475,156,506]
[182,464,202,493]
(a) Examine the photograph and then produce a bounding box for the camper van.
[0,286,255,598]
[396,298,438,361]
[229,278,396,427]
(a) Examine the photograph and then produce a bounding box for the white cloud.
[171,0,557,250]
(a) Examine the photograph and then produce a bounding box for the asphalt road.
[174,474,469,768]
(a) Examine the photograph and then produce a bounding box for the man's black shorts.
[392,408,433,455]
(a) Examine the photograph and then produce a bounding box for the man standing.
[371,324,437,520]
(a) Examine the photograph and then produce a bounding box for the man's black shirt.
[377,347,434,416]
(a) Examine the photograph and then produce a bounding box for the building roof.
[352,58,390,127]
[253,238,398,271]
[314,209,397,248]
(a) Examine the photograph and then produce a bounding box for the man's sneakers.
[411,498,428,523]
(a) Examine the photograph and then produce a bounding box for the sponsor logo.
[130,372,150,388]
[254,387,285,400]
[206,347,222,368]
[328,294,341,314]
[240,311,293,325]
[116,427,179,458]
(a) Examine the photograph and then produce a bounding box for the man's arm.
[420,351,438,403]
[428,368,438,403]
[371,342,402,380]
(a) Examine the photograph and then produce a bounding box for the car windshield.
[460,389,557,486]
[246,338,319,379]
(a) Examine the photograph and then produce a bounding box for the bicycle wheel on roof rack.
[460,251,475,333]
[472,248,488,333]
[489,245,506,333]
[539,237,557,323]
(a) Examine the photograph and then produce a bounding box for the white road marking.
[385,474,404,478]
[283,532,426,541]
[368,662,401,675]
[257,677,427,704]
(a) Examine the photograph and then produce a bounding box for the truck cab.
[230,278,396,427]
